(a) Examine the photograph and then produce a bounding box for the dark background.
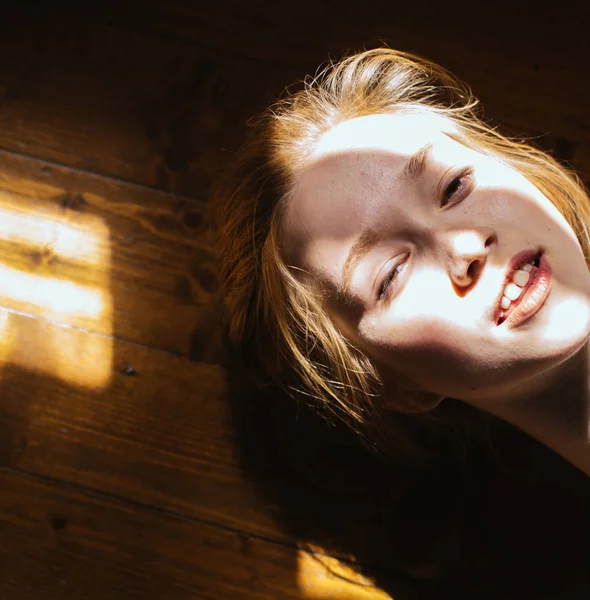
[0,1,589,598]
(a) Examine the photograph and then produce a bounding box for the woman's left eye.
[441,168,474,208]
[377,258,407,301]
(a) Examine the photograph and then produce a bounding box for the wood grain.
[0,468,395,600]
[0,306,402,577]
[0,150,222,362]
[0,7,298,195]
[0,307,291,543]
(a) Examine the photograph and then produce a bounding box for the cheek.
[362,317,485,391]
[380,321,467,365]
[363,315,441,356]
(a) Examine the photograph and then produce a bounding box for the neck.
[479,342,590,477]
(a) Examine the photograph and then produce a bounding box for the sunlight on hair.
[0,200,113,390]
[296,547,392,599]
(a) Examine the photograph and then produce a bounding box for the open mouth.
[496,250,551,327]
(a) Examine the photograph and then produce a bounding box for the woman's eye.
[378,260,406,301]
[441,168,474,208]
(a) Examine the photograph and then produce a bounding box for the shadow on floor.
[227,357,590,600]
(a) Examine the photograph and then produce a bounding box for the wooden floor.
[0,2,589,598]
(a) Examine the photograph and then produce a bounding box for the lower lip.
[503,253,552,328]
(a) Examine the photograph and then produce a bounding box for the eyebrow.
[339,228,380,299]
[338,143,433,299]
[400,143,433,184]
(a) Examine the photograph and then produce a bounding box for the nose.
[446,231,496,295]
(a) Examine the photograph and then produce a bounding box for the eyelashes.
[377,260,405,300]
[377,167,475,301]
[441,167,475,208]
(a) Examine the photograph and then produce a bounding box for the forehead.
[311,111,448,158]
[281,112,455,268]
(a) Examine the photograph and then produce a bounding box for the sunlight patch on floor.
[0,266,104,316]
[0,198,103,266]
[0,198,113,389]
[297,546,393,599]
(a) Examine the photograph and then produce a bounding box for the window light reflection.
[0,194,113,390]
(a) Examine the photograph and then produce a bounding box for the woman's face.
[281,112,590,405]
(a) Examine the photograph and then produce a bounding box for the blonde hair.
[212,47,590,460]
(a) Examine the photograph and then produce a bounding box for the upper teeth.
[500,260,535,310]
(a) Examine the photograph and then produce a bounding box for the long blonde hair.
[212,47,590,460]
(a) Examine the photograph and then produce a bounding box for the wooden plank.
[0,307,287,542]
[0,150,222,362]
[0,469,393,599]
[40,1,590,143]
[0,5,588,195]
[0,7,298,195]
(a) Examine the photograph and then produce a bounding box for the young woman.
[214,47,590,476]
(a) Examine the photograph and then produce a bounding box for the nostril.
[485,234,497,248]
[467,260,480,279]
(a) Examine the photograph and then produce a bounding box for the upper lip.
[493,248,542,324]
